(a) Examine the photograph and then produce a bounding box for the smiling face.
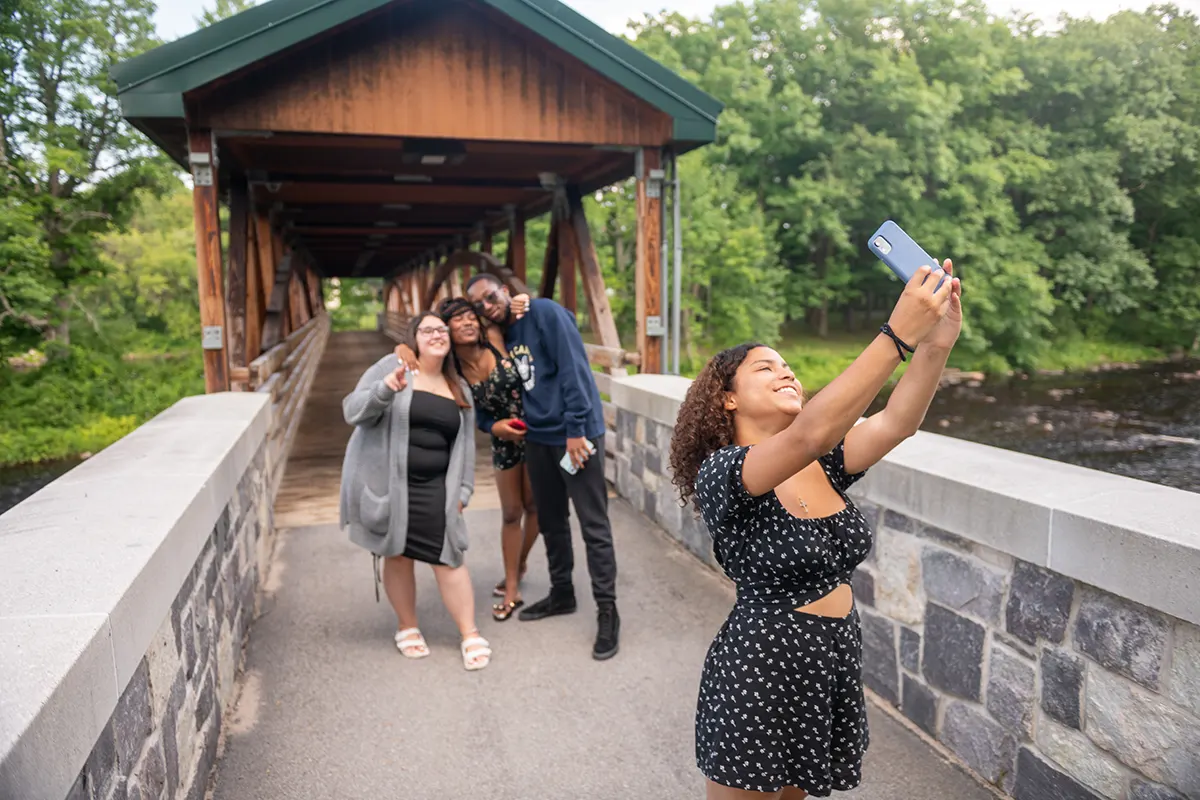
[725,346,804,422]
[413,313,451,359]
[466,277,511,325]
[446,307,481,346]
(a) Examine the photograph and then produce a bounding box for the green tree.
[0,0,166,353]
[196,0,258,27]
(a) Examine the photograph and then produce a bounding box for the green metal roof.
[112,0,722,144]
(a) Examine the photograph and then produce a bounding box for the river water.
[2,361,1198,515]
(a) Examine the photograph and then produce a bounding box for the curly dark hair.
[669,342,763,511]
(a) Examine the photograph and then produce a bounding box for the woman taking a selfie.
[670,263,962,798]
[341,312,490,671]
[396,294,537,621]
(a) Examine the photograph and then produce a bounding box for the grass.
[1029,335,1165,373]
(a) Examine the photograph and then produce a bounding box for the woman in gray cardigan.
[341,312,490,671]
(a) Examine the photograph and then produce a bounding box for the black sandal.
[492,599,525,622]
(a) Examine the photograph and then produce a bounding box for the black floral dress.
[694,442,873,796]
[468,342,525,471]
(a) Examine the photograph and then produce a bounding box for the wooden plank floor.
[273,330,499,530]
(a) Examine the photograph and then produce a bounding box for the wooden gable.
[189,4,673,147]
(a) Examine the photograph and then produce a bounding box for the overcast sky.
[155,0,1192,41]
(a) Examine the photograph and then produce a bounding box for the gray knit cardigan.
[339,354,475,567]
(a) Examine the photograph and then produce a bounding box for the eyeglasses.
[417,325,449,338]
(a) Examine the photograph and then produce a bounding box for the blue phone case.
[868,221,941,284]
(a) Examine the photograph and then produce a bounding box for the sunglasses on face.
[473,289,505,310]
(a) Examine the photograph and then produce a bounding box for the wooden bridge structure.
[113,0,723,473]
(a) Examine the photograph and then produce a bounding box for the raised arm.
[343,357,407,427]
[741,265,956,497]
[844,260,962,473]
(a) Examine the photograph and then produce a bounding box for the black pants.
[524,436,617,604]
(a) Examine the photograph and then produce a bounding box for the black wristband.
[879,324,915,362]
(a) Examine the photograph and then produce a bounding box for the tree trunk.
[50,295,71,345]
[816,301,829,339]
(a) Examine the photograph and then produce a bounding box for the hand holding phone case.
[560,440,597,475]
[868,220,943,288]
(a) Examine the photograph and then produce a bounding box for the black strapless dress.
[402,391,461,565]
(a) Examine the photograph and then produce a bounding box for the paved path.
[213,502,993,799]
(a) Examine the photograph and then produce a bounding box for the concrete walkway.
[212,501,993,799]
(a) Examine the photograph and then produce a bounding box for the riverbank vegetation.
[2,0,1198,468]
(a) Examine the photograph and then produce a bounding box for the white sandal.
[461,632,491,671]
[395,628,430,659]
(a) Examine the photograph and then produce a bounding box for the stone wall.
[607,374,1200,800]
[0,393,274,800]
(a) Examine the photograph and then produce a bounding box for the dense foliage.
[2,0,1198,468]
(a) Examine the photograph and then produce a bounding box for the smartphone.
[868,221,944,289]
[510,419,527,431]
[560,439,597,475]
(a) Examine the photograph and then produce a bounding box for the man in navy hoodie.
[466,274,619,660]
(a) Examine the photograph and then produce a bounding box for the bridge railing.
[605,373,1200,800]
[243,311,331,497]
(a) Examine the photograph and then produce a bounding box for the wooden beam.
[188,129,229,393]
[262,253,293,350]
[556,196,578,316]
[540,213,560,299]
[226,178,251,385]
[566,185,621,350]
[636,148,664,374]
[254,213,275,323]
[508,211,526,282]
[273,183,542,206]
[245,204,264,363]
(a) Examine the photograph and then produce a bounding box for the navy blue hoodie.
[475,298,605,446]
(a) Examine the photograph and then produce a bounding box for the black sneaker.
[518,590,577,621]
[593,602,620,660]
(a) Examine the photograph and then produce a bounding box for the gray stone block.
[915,521,975,551]
[643,486,657,522]
[654,421,675,457]
[64,772,90,800]
[214,505,232,556]
[182,610,197,681]
[856,501,881,533]
[901,675,937,736]
[899,627,921,673]
[195,665,217,732]
[83,726,117,800]
[1074,587,1168,690]
[202,549,219,601]
[184,717,221,800]
[987,645,1034,740]
[860,610,898,705]
[1006,561,1074,646]
[940,701,1017,787]
[884,509,913,533]
[130,739,167,799]
[171,566,198,654]
[616,408,634,453]
[212,584,226,634]
[630,445,645,481]
[681,508,712,564]
[643,443,663,477]
[851,570,875,607]
[1085,666,1200,796]
[113,659,153,772]
[923,604,984,701]
[1014,747,1103,800]
[1168,620,1200,718]
[1034,713,1127,799]
[1130,780,1188,800]
[163,674,185,796]
[1040,648,1084,730]
[922,547,1005,623]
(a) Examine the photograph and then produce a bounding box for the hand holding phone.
[868,220,946,290]
[510,419,527,431]
[560,438,597,475]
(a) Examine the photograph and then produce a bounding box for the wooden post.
[187,130,229,392]
[566,185,621,350]
[636,148,664,374]
[508,210,526,282]
[245,209,263,363]
[540,213,560,299]
[262,252,293,350]
[226,178,250,388]
[556,195,578,316]
[481,230,493,255]
[306,266,322,316]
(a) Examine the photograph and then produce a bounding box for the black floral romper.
[694,442,873,796]
[468,342,525,471]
